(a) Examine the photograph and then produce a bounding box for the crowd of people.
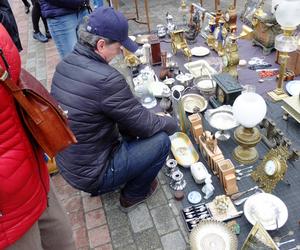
[0,0,178,249]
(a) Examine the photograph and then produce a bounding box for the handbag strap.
[0,52,43,124]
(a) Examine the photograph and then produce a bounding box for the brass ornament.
[170,30,192,60]
[251,146,289,193]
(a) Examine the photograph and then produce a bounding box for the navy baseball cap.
[86,7,138,53]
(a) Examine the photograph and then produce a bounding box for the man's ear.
[95,39,106,52]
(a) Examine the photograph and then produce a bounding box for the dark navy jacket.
[50,43,177,193]
[40,0,88,18]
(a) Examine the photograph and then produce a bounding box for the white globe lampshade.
[232,92,267,128]
[271,0,281,13]
[274,0,300,29]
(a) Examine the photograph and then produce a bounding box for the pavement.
[9,0,271,249]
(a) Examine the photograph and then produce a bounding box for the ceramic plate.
[286,80,300,96]
[190,220,238,250]
[191,46,210,57]
[244,193,288,231]
[163,78,175,85]
[181,93,208,113]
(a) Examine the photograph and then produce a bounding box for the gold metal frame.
[242,222,279,250]
[251,146,289,193]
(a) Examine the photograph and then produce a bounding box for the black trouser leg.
[31,1,40,33]
[22,0,30,7]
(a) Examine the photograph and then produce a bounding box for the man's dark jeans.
[98,132,171,198]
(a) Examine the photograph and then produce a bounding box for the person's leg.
[31,0,48,42]
[98,132,171,198]
[38,181,76,250]
[6,222,43,250]
[47,10,88,58]
[22,0,31,14]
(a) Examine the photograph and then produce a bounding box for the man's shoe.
[119,178,159,212]
[33,32,48,43]
[45,31,52,39]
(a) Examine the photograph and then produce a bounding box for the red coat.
[0,24,50,249]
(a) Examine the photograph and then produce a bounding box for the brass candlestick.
[268,29,294,102]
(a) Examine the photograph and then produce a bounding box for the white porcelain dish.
[244,193,288,231]
[191,46,210,57]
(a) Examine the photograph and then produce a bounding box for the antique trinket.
[185,4,202,44]
[209,73,243,108]
[252,5,281,55]
[222,34,239,78]
[159,51,173,80]
[251,146,289,193]
[164,158,178,177]
[224,3,237,33]
[166,12,176,34]
[170,169,187,191]
[170,30,192,60]
[148,34,161,65]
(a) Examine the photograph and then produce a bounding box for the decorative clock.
[251,146,289,193]
[209,73,243,108]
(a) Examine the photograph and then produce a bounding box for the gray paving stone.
[150,205,178,236]
[168,199,183,217]
[101,190,120,210]
[161,231,187,250]
[175,215,189,244]
[111,225,134,248]
[128,203,153,233]
[146,187,167,209]
[157,170,167,185]
[106,207,129,231]
[161,184,173,200]
[115,243,137,250]
[134,228,162,250]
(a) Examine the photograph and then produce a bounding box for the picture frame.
[200,12,214,39]
[241,222,279,250]
[240,0,264,27]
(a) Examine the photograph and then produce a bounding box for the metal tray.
[170,132,199,167]
[181,93,208,113]
[204,105,239,131]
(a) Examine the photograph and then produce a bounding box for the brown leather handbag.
[0,66,77,158]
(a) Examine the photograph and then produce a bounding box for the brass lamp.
[268,0,300,102]
[232,88,267,164]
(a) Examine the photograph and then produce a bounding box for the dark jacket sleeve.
[0,0,22,51]
[46,0,87,9]
[100,71,178,138]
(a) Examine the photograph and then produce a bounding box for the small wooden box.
[217,159,235,186]
[276,49,300,76]
[224,174,238,195]
[149,35,162,65]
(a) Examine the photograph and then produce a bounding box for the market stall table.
[133,25,300,248]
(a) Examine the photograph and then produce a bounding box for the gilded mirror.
[241,222,279,250]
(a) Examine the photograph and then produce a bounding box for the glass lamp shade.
[275,33,298,52]
[274,0,300,29]
[271,0,281,13]
[232,92,267,128]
